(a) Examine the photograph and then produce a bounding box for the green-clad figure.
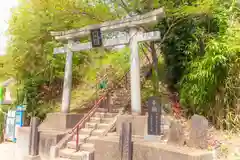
[99,80,107,89]
[0,87,3,104]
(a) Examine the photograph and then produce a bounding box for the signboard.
[5,110,16,141]
[90,28,103,47]
[119,122,132,160]
[16,105,25,127]
[147,96,161,135]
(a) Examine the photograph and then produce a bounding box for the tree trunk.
[150,42,159,94]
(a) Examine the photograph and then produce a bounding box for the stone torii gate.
[51,8,164,115]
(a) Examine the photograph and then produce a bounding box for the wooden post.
[106,93,112,113]
[119,122,132,160]
[28,117,40,156]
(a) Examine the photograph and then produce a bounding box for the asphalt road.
[0,142,16,160]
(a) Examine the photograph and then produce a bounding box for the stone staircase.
[53,56,154,160]
[55,109,118,160]
[109,64,152,112]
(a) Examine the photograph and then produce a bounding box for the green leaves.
[179,23,240,122]
[3,0,120,119]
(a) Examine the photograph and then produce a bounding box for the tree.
[5,0,120,118]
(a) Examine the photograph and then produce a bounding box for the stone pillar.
[61,40,73,113]
[129,28,141,115]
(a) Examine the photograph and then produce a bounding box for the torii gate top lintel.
[50,8,164,41]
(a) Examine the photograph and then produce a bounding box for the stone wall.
[95,136,213,160]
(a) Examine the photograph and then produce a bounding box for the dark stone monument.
[90,28,103,47]
[147,96,161,135]
[119,122,132,160]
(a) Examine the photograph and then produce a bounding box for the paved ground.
[0,142,16,160]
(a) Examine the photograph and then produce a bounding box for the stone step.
[73,134,89,142]
[58,148,75,159]
[91,129,106,136]
[112,108,123,113]
[55,158,71,160]
[94,112,105,118]
[98,123,110,129]
[97,108,108,112]
[79,143,95,152]
[79,128,94,135]
[101,117,114,123]
[67,140,84,149]
[94,112,118,118]
[85,136,99,144]
[85,122,109,129]
[90,117,101,123]
[85,122,98,129]
[107,132,118,137]
[59,148,94,160]
[89,117,114,124]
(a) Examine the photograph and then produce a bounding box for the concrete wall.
[116,115,147,136]
[37,113,84,160]
[16,127,31,160]
[95,136,213,160]
[38,113,84,132]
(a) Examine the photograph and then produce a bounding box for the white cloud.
[0,0,18,55]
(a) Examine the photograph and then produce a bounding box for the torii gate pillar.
[129,28,141,114]
[61,41,73,113]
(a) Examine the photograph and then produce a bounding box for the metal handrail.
[69,96,106,134]
[71,95,107,151]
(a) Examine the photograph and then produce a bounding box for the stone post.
[29,117,40,156]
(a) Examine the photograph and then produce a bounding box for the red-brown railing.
[70,95,108,151]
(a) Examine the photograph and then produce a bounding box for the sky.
[0,0,18,55]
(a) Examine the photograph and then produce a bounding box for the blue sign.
[16,105,25,127]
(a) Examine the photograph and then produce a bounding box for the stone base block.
[116,114,147,136]
[16,127,31,160]
[39,131,65,160]
[95,136,214,160]
[24,155,41,160]
[38,112,84,160]
[38,113,84,131]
